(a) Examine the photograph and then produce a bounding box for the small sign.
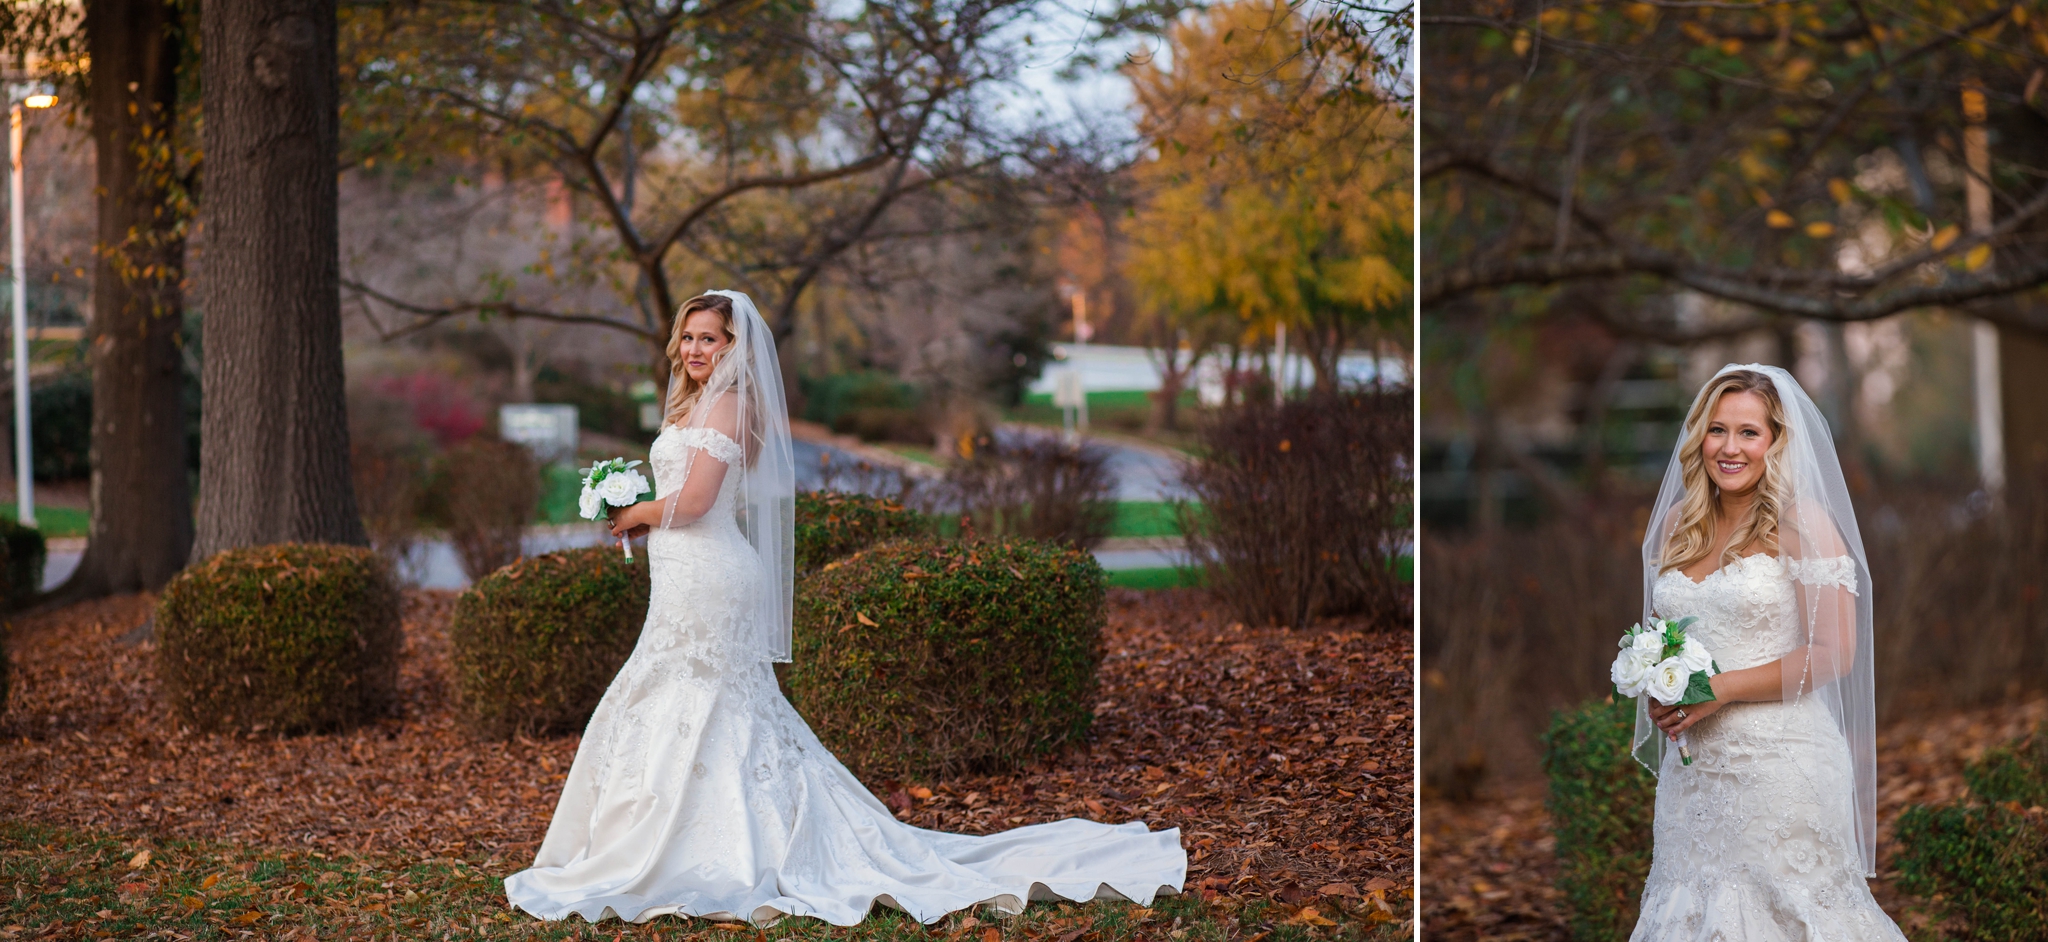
[1053,367,1086,408]
[500,404,579,464]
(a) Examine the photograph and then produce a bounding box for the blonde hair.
[662,292,763,465]
[663,293,736,427]
[1658,369,1794,575]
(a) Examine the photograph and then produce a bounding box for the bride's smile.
[1701,391,1772,496]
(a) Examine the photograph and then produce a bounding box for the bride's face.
[677,309,733,383]
[1702,390,1773,496]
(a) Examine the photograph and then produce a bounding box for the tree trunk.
[49,0,194,602]
[191,0,366,562]
[2002,326,2048,483]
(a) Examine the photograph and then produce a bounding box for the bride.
[1630,365,1903,940]
[503,290,1186,926]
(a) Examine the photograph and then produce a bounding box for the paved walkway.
[37,428,1193,593]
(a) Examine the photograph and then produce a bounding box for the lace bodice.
[1650,554,1857,672]
[649,425,745,528]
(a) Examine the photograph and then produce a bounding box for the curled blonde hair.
[663,293,736,427]
[662,292,763,465]
[1658,369,1794,575]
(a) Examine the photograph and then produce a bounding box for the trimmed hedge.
[450,546,649,738]
[794,490,921,575]
[156,544,401,734]
[3,520,47,610]
[1895,725,2048,941]
[789,537,1105,780]
[1542,696,1655,942]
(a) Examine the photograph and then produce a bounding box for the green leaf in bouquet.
[1677,670,1717,706]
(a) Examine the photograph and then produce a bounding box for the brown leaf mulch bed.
[1419,696,2048,941]
[0,587,1410,915]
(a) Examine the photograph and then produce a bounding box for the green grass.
[877,443,945,467]
[0,503,89,539]
[1007,391,1197,440]
[1105,567,1207,590]
[1104,556,1411,591]
[1111,501,1182,538]
[1017,390,1166,412]
[0,821,1401,941]
[536,465,586,525]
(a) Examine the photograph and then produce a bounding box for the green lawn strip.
[876,444,945,468]
[1105,567,1207,590]
[0,821,1394,940]
[1110,502,1182,539]
[0,504,89,539]
[537,464,587,525]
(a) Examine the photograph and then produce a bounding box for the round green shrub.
[794,490,921,575]
[1542,696,1655,942]
[156,544,401,734]
[789,537,1105,779]
[450,546,649,738]
[1895,724,2048,941]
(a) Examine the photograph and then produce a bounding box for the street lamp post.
[7,84,55,529]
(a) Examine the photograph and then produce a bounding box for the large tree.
[1125,0,1410,407]
[1424,0,2048,485]
[333,0,1046,368]
[191,0,366,560]
[51,0,198,598]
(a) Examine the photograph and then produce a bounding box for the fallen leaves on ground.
[0,587,1409,937]
[1419,696,2048,941]
[5,819,1390,942]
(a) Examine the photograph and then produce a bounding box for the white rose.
[1630,629,1665,661]
[618,468,649,497]
[1612,645,1655,697]
[578,488,604,520]
[597,472,640,506]
[1644,656,1689,705]
[1677,636,1716,675]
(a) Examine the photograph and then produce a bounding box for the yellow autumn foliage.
[1123,0,1409,357]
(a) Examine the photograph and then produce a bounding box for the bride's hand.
[606,503,652,539]
[1650,698,1722,739]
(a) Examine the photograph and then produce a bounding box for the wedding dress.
[503,425,1185,926]
[1631,555,1903,941]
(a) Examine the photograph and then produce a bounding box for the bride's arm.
[608,394,740,534]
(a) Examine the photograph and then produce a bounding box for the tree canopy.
[1424,0,2048,338]
[1124,0,1411,389]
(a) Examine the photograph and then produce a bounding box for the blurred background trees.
[1420,0,2048,799]
[1,0,1410,604]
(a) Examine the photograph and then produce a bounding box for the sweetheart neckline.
[1665,551,1781,587]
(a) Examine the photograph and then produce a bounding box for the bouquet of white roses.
[1611,615,1720,765]
[579,457,652,560]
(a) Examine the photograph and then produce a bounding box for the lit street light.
[8,83,56,529]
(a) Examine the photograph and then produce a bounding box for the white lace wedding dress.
[1633,553,1904,941]
[504,425,1186,926]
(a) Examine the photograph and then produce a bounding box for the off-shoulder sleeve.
[1786,555,1858,595]
[676,427,744,466]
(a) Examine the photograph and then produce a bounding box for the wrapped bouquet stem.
[579,458,652,560]
[1611,615,1720,765]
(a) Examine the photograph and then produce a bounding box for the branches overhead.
[1423,0,2048,340]
[336,0,1047,351]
